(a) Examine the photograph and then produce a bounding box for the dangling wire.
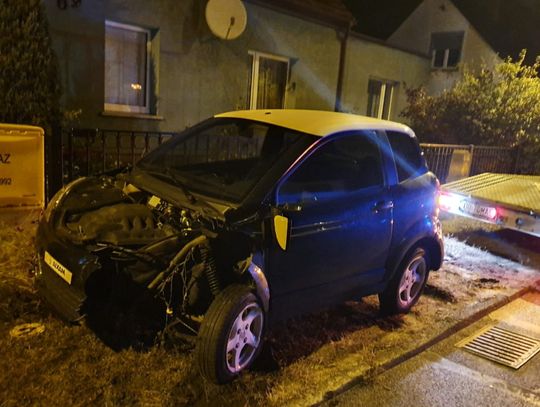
[156,246,196,331]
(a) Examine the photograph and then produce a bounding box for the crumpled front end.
[35,230,99,322]
[34,173,255,324]
[34,175,182,322]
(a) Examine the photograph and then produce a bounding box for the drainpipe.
[334,21,352,112]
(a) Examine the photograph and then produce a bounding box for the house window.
[367,79,396,120]
[104,21,151,114]
[248,51,289,109]
[430,31,464,69]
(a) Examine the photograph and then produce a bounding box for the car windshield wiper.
[140,166,221,216]
[141,166,196,204]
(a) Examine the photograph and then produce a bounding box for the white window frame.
[248,50,290,110]
[367,78,396,120]
[104,20,151,114]
[430,31,464,70]
[431,48,452,69]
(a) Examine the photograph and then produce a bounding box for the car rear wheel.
[379,247,429,315]
[196,284,265,384]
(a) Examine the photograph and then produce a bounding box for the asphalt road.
[323,291,540,407]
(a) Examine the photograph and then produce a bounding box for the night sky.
[342,0,422,39]
[343,0,540,63]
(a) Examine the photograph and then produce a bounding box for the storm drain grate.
[457,325,540,369]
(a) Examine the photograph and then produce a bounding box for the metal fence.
[61,128,178,184]
[420,143,518,184]
[55,129,520,187]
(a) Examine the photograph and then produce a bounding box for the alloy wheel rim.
[226,302,263,373]
[398,255,427,308]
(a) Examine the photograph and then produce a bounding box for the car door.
[267,131,393,312]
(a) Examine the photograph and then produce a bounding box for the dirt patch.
[0,212,538,406]
[424,283,458,303]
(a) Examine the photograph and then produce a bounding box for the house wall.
[44,0,342,132]
[341,35,430,121]
[387,0,499,94]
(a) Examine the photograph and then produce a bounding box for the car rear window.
[386,131,425,182]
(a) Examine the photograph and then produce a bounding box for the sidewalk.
[323,291,540,407]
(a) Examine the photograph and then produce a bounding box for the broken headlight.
[43,178,86,223]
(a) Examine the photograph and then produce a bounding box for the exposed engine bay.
[48,173,255,321]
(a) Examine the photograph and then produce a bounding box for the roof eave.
[244,0,355,29]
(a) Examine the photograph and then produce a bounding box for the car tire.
[196,284,265,384]
[379,247,429,315]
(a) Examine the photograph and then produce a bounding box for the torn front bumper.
[36,256,86,322]
[35,221,100,322]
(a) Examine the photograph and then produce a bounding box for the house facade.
[342,33,429,119]
[387,0,502,94]
[43,0,430,134]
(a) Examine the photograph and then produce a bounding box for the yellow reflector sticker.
[44,251,72,285]
[148,195,161,208]
[274,215,289,251]
[123,183,140,195]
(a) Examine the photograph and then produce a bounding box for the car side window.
[386,131,425,182]
[278,132,384,203]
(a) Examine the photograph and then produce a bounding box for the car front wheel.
[379,247,429,315]
[196,284,265,384]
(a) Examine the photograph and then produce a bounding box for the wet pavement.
[323,291,540,407]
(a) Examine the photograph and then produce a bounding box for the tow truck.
[439,173,540,238]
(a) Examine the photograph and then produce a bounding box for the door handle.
[372,200,394,213]
[279,202,303,212]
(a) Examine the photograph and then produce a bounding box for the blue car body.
[35,110,443,381]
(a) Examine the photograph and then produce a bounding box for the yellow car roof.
[215,109,415,138]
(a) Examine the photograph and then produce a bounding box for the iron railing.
[61,128,178,184]
[57,128,520,187]
[420,143,518,183]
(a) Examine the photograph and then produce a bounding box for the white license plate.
[459,200,495,219]
[44,251,73,284]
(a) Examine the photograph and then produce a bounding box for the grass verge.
[0,212,538,406]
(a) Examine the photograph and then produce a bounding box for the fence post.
[130,131,135,165]
[468,144,475,177]
[101,130,106,173]
[513,145,521,174]
[45,125,64,200]
[116,131,120,169]
[85,130,91,176]
[68,128,74,183]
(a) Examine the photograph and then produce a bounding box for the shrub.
[401,51,540,173]
[0,0,61,131]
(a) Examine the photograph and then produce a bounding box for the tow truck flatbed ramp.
[440,173,540,238]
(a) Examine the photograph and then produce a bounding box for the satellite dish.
[205,0,247,40]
